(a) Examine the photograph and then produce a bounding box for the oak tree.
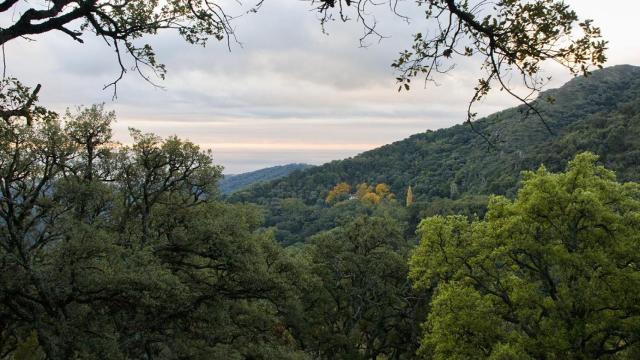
[410,153,640,358]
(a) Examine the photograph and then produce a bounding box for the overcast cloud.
[3,0,640,172]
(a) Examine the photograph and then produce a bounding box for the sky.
[3,0,640,173]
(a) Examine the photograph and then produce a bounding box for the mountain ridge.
[234,65,640,202]
[231,65,640,243]
[219,163,313,194]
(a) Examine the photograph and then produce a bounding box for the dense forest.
[2,66,639,359]
[219,164,313,194]
[231,65,640,245]
[0,0,637,355]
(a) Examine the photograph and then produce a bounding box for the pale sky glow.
[203,143,379,151]
[4,0,640,173]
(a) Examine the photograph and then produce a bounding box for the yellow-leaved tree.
[406,186,414,207]
[326,182,352,204]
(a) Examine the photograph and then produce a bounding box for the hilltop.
[231,65,640,244]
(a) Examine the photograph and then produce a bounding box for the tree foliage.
[325,182,352,204]
[316,0,607,126]
[0,0,608,110]
[0,0,246,95]
[295,216,426,359]
[0,96,306,359]
[2,75,640,359]
[410,153,640,358]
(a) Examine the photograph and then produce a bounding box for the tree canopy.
[0,103,307,358]
[295,216,426,359]
[409,152,640,358]
[1,80,640,358]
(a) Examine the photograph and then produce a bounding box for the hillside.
[219,163,313,194]
[232,65,640,244]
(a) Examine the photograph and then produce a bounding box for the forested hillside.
[4,0,637,357]
[220,163,313,194]
[4,100,640,359]
[232,65,640,244]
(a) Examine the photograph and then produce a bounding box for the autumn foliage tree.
[325,182,352,204]
[406,185,413,207]
[326,182,396,205]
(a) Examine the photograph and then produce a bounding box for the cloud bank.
[3,0,639,172]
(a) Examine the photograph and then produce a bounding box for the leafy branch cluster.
[314,0,607,134]
[0,83,424,358]
[395,0,606,126]
[0,0,241,96]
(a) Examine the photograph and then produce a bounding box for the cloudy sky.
[4,0,640,173]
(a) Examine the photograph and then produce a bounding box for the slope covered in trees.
[2,74,640,360]
[232,65,640,243]
[220,164,313,194]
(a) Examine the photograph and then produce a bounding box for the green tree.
[409,153,640,359]
[65,104,115,181]
[297,216,426,359]
[4,331,45,360]
[0,101,307,359]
